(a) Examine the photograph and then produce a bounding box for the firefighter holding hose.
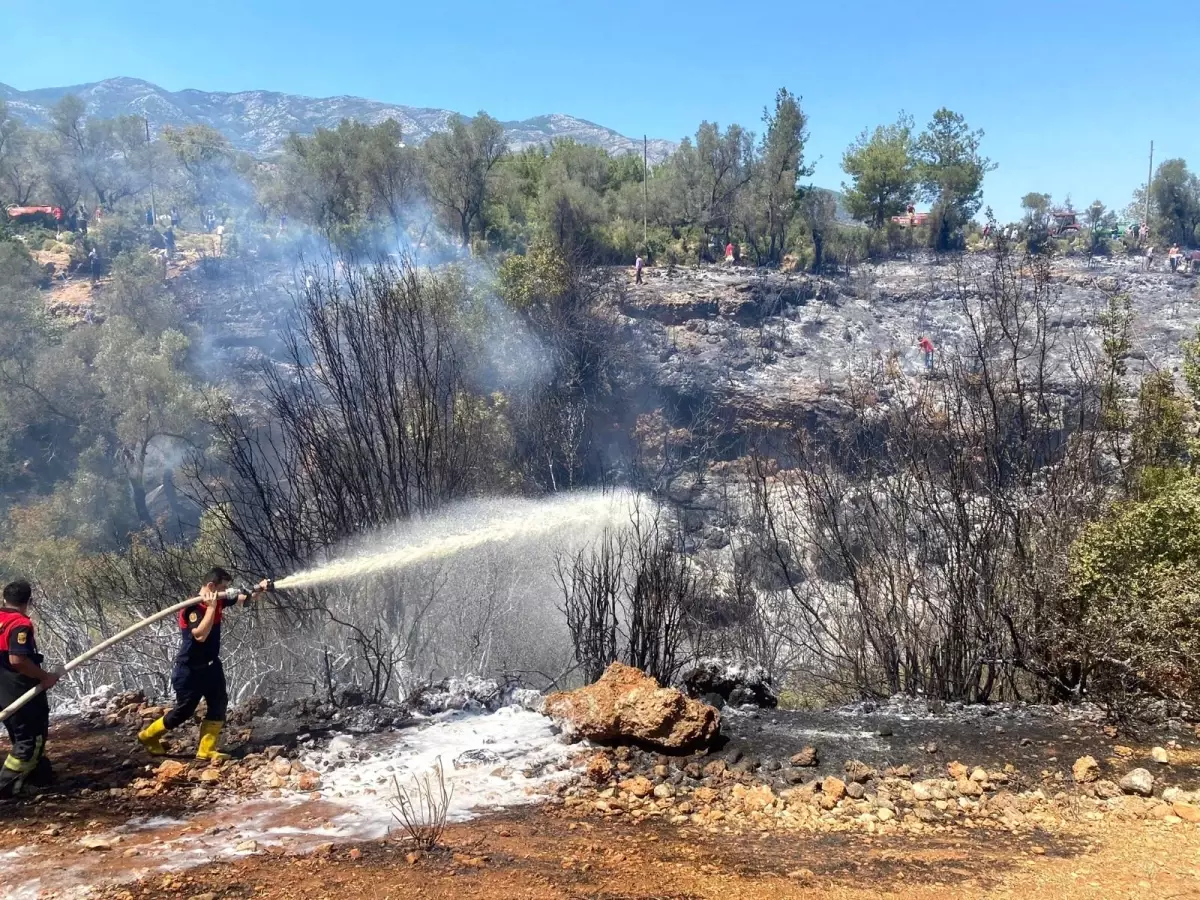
[138,567,270,762]
[0,580,60,798]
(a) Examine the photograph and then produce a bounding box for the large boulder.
[544,663,720,751]
[680,658,778,708]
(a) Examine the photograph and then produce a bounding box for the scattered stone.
[969,767,988,784]
[845,782,866,800]
[586,753,614,783]
[680,658,778,708]
[1172,804,1200,824]
[790,747,818,767]
[1119,769,1155,797]
[1093,780,1122,800]
[198,769,221,784]
[885,765,913,779]
[947,761,968,780]
[1072,756,1100,784]
[235,840,259,853]
[912,782,934,802]
[822,777,846,801]
[618,776,654,799]
[653,783,675,800]
[79,835,112,851]
[544,663,720,751]
[844,759,875,784]
[271,757,292,777]
[155,760,188,783]
[1151,747,1170,765]
[924,742,938,754]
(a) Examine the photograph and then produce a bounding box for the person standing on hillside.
[918,335,935,372]
[725,242,735,264]
[634,254,644,285]
[0,580,61,799]
[137,568,269,762]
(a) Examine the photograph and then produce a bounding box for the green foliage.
[1149,158,1200,247]
[1068,474,1200,701]
[497,239,571,309]
[841,113,916,230]
[914,109,995,251]
[424,113,508,247]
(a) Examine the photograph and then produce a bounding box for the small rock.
[1172,803,1200,824]
[235,840,259,853]
[79,835,112,851]
[912,782,934,802]
[924,742,938,754]
[969,767,988,783]
[652,783,675,800]
[1093,780,1121,800]
[947,761,968,780]
[845,782,866,800]
[155,760,188,783]
[348,847,363,860]
[822,777,846,801]
[1119,768,1155,797]
[619,776,654,799]
[1151,747,1170,765]
[271,758,293,777]
[1072,756,1100,784]
[199,769,221,784]
[844,759,875,784]
[790,747,818,767]
[189,894,218,900]
[876,807,895,823]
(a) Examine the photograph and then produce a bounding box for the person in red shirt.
[0,580,61,798]
[725,242,735,264]
[918,336,935,372]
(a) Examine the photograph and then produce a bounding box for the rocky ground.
[6,671,1200,899]
[621,255,1199,436]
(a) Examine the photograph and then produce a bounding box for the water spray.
[0,490,632,723]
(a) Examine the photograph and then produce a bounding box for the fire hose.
[0,583,273,723]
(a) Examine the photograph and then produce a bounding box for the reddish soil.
[4,717,1200,899]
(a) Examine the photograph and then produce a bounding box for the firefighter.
[0,580,61,799]
[137,568,268,762]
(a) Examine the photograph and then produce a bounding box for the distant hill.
[1,77,852,217]
[0,76,678,162]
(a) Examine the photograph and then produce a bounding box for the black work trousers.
[0,674,49,796]
[164,659,228,729]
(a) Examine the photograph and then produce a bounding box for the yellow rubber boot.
[195,720,229,763]
[137,717,168,756]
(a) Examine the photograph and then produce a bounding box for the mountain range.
[0,77,677,162]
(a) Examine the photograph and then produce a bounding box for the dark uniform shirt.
[0,607,42,690]
[175,599,223,668]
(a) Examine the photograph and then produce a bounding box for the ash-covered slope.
[0,76,677,160]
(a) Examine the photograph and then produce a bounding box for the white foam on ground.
[3,707,579,899]
[298,705,577,837]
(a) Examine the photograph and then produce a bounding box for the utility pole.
[643,135,648,252]
[145,116,157,226]
[1143,140,1153,243]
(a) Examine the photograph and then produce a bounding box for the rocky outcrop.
[544,663,720,751]
[681,658,778,708]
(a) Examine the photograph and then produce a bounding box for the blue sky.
[2,0,1192,221]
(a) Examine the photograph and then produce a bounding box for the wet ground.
[719,704,1200,790]
[5,703,1200,898]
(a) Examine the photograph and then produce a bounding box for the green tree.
[424,112,508,247]
[662,121,755,239]
[1021,192,1052,229]
[914,109,995,250]
[1150,158,1200,246]
[162,124,235,213]
[750,88,809,264]
[841,113,916,230]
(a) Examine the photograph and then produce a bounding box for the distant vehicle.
[1048,209,1081,237]
[890,210,929,227]
[6,205,64,227]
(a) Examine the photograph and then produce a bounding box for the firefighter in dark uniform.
[137,567,268,762]
[0,580,61,798]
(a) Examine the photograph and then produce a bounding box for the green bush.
[1068,474,1200,705]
